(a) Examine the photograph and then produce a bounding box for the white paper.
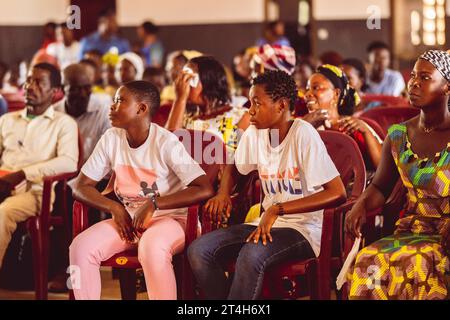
[336,237,361,290]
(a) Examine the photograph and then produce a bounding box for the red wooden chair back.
[359,116,386,141]
[359,106,420,134]
[152,103,172,127]
[361,94,410,107]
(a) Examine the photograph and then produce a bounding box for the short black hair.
[266,21,282,31]
[252,70,297,111]
[80,58,98,70]
[141,21,159,35]
[143,66,165,78]
[342,58,366,79]
[33,62,61,88]
[123,80,160,117]
[367,41,390,53]
[99,8,116,19]
[44,22,57,29]
[190,56,231,106]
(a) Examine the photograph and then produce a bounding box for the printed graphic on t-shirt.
[114,164,160,212]
[259,166,303,196]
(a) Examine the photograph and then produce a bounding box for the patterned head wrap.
[252,44,296,75]
[316,64,360,115]
[419,50,450,82]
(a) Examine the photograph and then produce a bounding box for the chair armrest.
[319,200,358,267]
[39,171,78,228]
[185,204,200,246]
[42,171,78,184]
[72,200,90,238]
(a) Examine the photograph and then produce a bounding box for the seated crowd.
[0,11,448,301]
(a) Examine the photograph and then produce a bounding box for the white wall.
[314,0,391,20]
[0,0,70,25]
[116,0,265,26]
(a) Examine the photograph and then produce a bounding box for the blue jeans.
[188,224,314,300]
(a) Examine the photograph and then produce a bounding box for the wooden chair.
[361,95,410,108]
[358,106,420,135]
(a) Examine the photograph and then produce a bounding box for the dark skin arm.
[73,173,137,243]
[165,73,193,131]
[73,173,214,241]
[345,137,399,239]
[203,164,241,224]
[247,176,347,245]
[302,110,329,128]
[0,170,26,202]
[132,175,214,232]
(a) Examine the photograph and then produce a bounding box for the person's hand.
[246,206,279,245]
[203,193,232,226]
[0,171,25,202]
[0,179,14,202]
[302,110,329,128]
[338,117,369,135]
[174,72,193,101]
[110,202,136,243]
[344,202,366,239]
[132,200,156,234]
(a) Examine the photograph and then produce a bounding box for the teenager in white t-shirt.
[69,81,214,300]
[188,70,346,300]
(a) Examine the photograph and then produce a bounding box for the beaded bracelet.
[275,203,285,216]
[151,196,159,211]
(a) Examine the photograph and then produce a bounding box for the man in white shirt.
[365,41,405,96]
[47,23,80,70]
[54,63,111,163]
[0,63,78,268]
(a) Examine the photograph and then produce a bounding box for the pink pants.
[69,215,187,300]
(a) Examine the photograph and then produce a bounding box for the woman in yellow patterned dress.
[345,50,450,300]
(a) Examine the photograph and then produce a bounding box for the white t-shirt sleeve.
[234,125,258,175]
[299,122,340,188]
[162,133,206,186]
[81,130,113,181]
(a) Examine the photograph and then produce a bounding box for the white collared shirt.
[54,93,112,163]
[0,105,79,190]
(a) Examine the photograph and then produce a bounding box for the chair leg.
[118,269,137,300]
[181,254,195,300]
[30,219,49,300]
[316,262,331,300]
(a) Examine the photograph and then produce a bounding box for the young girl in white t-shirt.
[69,81,214,300]
[188,70,347,299]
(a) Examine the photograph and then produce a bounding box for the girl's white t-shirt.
[82,124,206,218]
[235,119,340,257]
